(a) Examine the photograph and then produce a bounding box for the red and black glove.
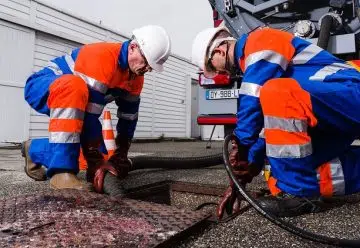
[229,139,261,184]
[93,135,133,193]
[217,138,262,220]
[216,181,242,219]
[94,163,119,193]
[107,135,133,178]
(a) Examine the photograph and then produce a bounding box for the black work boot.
[21,140,47,181]
[82,141,105,183]
[257,192,325,217]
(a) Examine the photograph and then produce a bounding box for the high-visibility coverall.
[24,41,143,177]
[233,27,360,197]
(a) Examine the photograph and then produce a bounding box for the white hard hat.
[132,25,171,72]
[191,27,233,78]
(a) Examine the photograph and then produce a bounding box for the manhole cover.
[0,190,210,247]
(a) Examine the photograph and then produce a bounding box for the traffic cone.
[102,110,116,159]
[78,110,116,170]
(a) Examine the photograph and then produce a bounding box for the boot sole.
[22,141,47,181]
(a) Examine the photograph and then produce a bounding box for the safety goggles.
[138,46,152,71]
[204,40,232,78]
[204,36,235,78]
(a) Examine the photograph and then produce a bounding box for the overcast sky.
[40,0,213,59]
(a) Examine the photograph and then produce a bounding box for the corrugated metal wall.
[0,0,198,142]
[154,56,188,137]
[35,4,107,43]
[0,19,34,143]
[0,0,31,20]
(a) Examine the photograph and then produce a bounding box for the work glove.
[93,135,132,193]
[107,135,133,178]
[216,181,242,219]
[217,138,262,220]
[229,139,261,184]
[93,163,119,193]
[82,140,105,183]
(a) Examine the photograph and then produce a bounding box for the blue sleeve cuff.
[248,138,266,168]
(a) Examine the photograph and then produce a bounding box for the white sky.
[40,0,213,59]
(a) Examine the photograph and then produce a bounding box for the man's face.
[206,43,228,75]
[128,43,152,76]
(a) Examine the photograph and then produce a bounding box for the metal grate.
[0,190,210,247]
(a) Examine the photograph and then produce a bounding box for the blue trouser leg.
[28,138,51,168]
[261,78,360,197]
[24,68,57,177]
[29,139,81,176]
[269,130,355,197]
[24,68,88,177]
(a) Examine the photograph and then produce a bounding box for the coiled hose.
[223,134,360,247]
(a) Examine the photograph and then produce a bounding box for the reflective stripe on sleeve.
[245,50,288,71]
[86,102,104,115]
[239,82,262,97]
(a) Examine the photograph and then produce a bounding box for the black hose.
[102,153,223,196]
[317,15,334,50]
[223,134,360,247]
[131,153,223,170]
[103,173,126,196]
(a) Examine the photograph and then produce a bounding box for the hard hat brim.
[150,62,164,72]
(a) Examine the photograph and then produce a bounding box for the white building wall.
[0,0,31,20]
[0,19,34,143]
[0,0,198,142]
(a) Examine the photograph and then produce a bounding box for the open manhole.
[122,181,268,219]
[123,181,225,213]
[103,176,230,215]
[0,189,211,247]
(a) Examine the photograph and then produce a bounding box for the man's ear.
[129,43,137,55]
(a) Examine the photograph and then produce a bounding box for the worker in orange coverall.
[22,25,171,192]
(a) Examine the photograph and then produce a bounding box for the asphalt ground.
[1,141,360,247]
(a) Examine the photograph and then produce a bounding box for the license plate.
[206,89,240,100]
